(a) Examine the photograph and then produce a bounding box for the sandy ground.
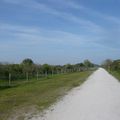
[31,68,120,120]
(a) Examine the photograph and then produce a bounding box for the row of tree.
[0,59,95,80]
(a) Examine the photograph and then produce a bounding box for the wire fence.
[0,70,78,88]
[0,67,96,89]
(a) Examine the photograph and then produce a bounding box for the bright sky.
[0,0,120,64]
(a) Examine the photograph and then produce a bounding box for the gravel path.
[32,68,120,120]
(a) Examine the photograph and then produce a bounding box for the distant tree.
[75,63,85,67]
[35,64,43,74]
[63,64,73,73]
[64,64,73,69]
[79,63,85,67]
[102,59,113,70]
[84,59,94,68]
[74,63,85,71]
[21,58,35,76]
[21,58,34,65]
[54,65,63,74]
[42,64,52,74]
[111,59,120,71]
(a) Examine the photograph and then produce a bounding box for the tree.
[21,58,35,77]
[84,59,94,68]
[102,59,113,70]
[42,64,52,74]
[75,63,85,71]
[111,59,120,71]
[21,58,34,65]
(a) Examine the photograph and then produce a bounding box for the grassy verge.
[0,71,92,120]
[109,70,120,81]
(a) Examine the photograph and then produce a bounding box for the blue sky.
[0,0,120,64]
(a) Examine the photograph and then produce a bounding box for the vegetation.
[0,58,95,87]
[0,58,96,120]
[0,71,93,120]
[84,59,94,68]
[102,59,120,81]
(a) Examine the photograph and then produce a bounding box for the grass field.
[0,71,92,120]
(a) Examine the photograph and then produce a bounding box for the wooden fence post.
[9,73,11,86]
[26,72,28,81]
[52,70,54,76]
[37,72,39,80]
[45,71,46,77]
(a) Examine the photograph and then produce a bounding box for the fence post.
[60,69,61,74]
[52,70,54,76]
[26,72,28,81]
[57,70,59,74]
[45,71,47,77]
[9,73,11,86]
[37,72,39,80]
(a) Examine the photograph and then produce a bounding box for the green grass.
[0,71,92,120]
[109,70,120,81]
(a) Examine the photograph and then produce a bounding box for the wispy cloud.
[1,0,120,46]
[104,16,120,25]
[1,22,119,51]
[0,23,102,47]
[66,1,120,26]
[2,0,120,27]
[2,0,103,33]
[1,0,120,63]
[28,0,103,32]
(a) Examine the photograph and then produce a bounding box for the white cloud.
[0,23,103,48]
[3,0,120,27]
[2,22,119,55]
[104,16,120,25]
[67,1,120,26]
[1,0,120,63]
[2,0,103,33]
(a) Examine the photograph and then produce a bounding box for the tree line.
[0,58,95,80]
[102,59,120,72]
